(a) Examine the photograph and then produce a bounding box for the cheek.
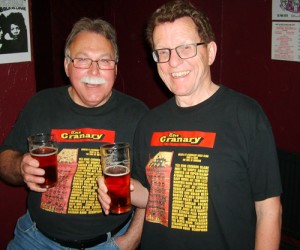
[73,67,87,77]
[68,69,85,84]
[104,71,117,82]
[157,65,168,80]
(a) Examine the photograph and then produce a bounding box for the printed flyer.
[0,0,31,64]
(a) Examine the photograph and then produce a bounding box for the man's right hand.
[0,150,47,192]
[21,153,48,192]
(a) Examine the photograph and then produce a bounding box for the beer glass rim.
[27,133,56,143]
[100,142,129,150]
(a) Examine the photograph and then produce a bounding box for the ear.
[114,64,118,79]
[64,57,70,77]
[207,41,217,66]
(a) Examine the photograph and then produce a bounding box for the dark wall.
[32,0,106,91]
[220,0,300,153]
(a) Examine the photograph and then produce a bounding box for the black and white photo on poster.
[272,0,300,20]
[0,0,31,64]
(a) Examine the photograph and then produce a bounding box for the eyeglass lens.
[153,43,205,63]
[71,57,115,70]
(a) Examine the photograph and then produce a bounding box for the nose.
[89,61,100,74]
[168,49,183,67]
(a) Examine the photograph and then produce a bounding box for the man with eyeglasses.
[0,17,148,249]
[98,1,282,249]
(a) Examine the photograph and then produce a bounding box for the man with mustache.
[0,17,148,249]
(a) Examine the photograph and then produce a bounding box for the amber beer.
[100,142,131,214]
[28,133,58,188]
[31,147,58,188]
[103,165,131,214]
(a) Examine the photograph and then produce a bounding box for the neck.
[175,82,219,107]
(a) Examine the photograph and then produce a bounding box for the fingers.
[21,153,47,192]
[97,176,108,192]
[26,182,48,192]
[130,178,136,192]
[97,176,111,215]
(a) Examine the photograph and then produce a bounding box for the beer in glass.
[100,142,131,214]
[28,133,58,188]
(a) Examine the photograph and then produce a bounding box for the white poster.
[271,22,300,61]
[272,0,300,20]
[0,0,31,64]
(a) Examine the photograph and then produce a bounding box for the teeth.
[81,76,107,85]
[172,71,189,78]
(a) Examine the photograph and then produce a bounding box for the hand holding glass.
[28,133,58,188]
[100,142,131,214]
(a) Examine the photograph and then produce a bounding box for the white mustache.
[80,76,107,85]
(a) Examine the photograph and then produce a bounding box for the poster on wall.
[272,0,300,20]
[272,0,300,61]
[0,0,31,64]
[271,22,300,61]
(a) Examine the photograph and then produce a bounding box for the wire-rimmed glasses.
[67,56,117,70]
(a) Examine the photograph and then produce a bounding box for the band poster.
[271,22,300,62]
[272,0,300,20]
[0,0,31,64]
[271,0,300,62]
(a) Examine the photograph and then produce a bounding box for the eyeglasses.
[67,56,117,70]
[152,42,206,63]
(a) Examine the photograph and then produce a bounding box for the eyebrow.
[154,41,196,50]
[72,52,114,59]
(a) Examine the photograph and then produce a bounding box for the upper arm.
[254,196,282,249]
[255,196,282,219]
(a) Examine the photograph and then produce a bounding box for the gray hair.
[64,17,119,62]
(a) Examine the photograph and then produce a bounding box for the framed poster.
[272,0,300,20]
[0,0,31,64]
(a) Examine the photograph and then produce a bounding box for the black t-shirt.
[132,85,282,250]
[1,85,148,240]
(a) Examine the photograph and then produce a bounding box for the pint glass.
[100,142,131,214]
[28,133,58,188]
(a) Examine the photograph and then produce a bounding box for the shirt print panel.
[147,130,214,232]
[40,128,115,214]
[146,151,173,226]
[172,153,209,232]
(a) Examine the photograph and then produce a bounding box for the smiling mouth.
[83,83,101,88]
[83,82,104,86]
[171,70,190,78]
